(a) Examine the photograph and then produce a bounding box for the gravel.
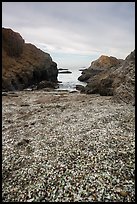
[2,90,135,202]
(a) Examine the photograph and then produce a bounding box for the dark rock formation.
[75,85,85,92]
[2,28,58,91]
[58,70,72,74]
[58,68,68,71]
[36,80,59,90]
[78,51,135,104]
[58,68,72,74]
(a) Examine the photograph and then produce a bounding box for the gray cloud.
[2,2,135,67]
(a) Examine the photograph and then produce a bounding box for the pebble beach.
[2,90,135,202]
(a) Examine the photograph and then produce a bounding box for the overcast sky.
[2,2,135,69]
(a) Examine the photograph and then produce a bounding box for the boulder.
[36,80,58,90]
[75,85,85,92]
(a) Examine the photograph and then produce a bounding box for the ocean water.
[57,69,86,91]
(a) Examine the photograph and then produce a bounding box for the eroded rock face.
[112,50,135,104]
[78,51,135,104]
[2,28,58,91]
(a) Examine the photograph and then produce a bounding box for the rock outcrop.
[78,51,135,104]
[112,50,135,104]
[2,28,58,91]
[78,55,122,82]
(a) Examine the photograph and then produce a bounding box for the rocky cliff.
[78,51,135,104]
[2,28,58,91]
